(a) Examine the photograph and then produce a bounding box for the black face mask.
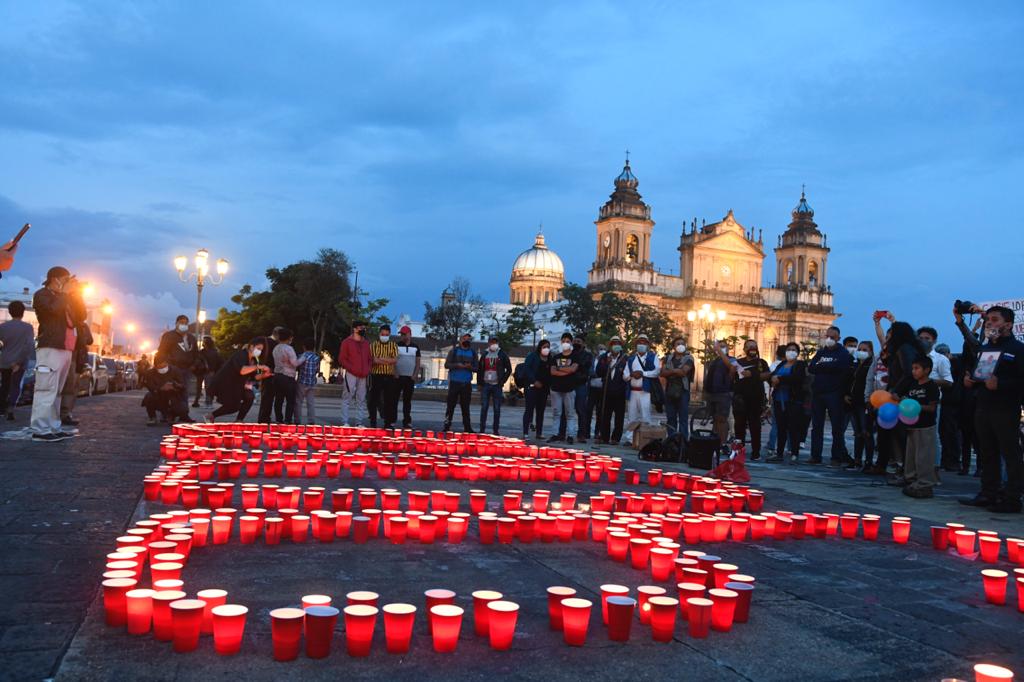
[461,340,471,348]
[354,328,365,336]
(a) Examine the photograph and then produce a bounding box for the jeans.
[444,381,472,430]
[396,376,415,426]
[523,386,548,437]
[257,374,277,423]
[664,388,690,440]
[295,383,316,424]
[773,399,803,460]
[551,390,577,438]
[479,383,503,433]
[850,403,875,465]
[0,366,26,413]
[810,391,846,462]
[599,392,626,443]
[368,374,397,426]
[975,405,1022,501]
[212,389,255,421]
[272,373,297,423]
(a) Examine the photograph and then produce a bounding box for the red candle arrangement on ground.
[211,604,248,656]
[304,605,339,659]
[382,603,416,653]
[343,604,378,657]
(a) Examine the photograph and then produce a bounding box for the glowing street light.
[174,248,229,350]
[126,322,137,334]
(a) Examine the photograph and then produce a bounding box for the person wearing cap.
[29,266,78,442]
[623,333,661,443]
[596,336,628,444]
[443,332,478,432]
[477,335,512,435]
[394,325,421,428]
[339,320,372,426]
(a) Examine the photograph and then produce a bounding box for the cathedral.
[508,158,838,350]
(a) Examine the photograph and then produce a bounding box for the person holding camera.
[29,267,78,442]
[960,305,1024,513]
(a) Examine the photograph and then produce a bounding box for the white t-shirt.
[928,350,953,384]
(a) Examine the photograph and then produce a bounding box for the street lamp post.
[174,249,228,350]
[686,303,728,394]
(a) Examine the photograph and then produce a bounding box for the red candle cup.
[498,517,517,544]
[429,604,464,653]
[686,597,713,638]
[981,569,1008,605]
[390,516,409,544]
[1018,577,1024,613]
[211,515,232,544]
[712,563,739,589]
[211,604,248,656]
[598,584,628,625]
[708,588,738,632]
[548,586,577,630]
[270,607,306,661]
[723,581,754,623]
[151,590,186,641]
[347,591,379,608]
[102,578,137,627]
[478,516,497,544]
[648,596,679,642]
[974,663,1016,682]
[170,599,206,652]
[472,590,503,637]
[607,532,631,561]
[151,562,183,584]
[931,525,949,550]
[891,519,911,544]
[352,515,370,544]
[304,605,340,659]
[606,596,636,642]
[424,589,456,634]
[677,583,706,621]
[560,598,592,647]
[629,538,653,570]
[447,517,468,544]
[650,547,675,581]
[979,536,1001,564]
[637,585,667,625]
[125,588,154,635]
[197,588,228,635]
[839,515,859,539]
[382,603,416,653]
[344,604,378,657]
[486,600,519,651]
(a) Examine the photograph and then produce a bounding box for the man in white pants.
[623,333,661,443]
[29,266,77,442]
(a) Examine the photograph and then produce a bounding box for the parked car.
[415,378,449,390]
[81,352,109,396]
[123,361,138,390]
[103,357,126,392]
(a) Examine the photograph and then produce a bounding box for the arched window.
[625,234,639,262]
[784,259,795,284]
[808,260,819,286]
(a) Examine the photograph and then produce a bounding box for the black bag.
[512,362,530,390]
[661,432,686,463]
[687,429,720,469]
[638,438,664,462]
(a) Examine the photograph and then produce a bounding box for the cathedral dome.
[511,232,564,276]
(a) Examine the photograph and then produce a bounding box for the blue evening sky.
[1,1,1022,347]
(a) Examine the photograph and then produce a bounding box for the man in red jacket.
[339,320,372,426]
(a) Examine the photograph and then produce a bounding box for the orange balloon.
[869,390,892,409]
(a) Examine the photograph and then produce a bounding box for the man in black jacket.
[571,335,594,442]
[808,326,855,465]
[158,315,198,372]
[960,305,1024,513]
[476,335,512,435]
[196,336,222,407]
[29,267,78,442]
[597,336,628,445]
[142,355,190,425]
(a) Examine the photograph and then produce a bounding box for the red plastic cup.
[347,591,380,608]
[302,594,332,610]
[424,589,456,634]
[352,515,370,543]
[304,605,340,659]
[974,663,1016,682]
[606,596,636,642]
[344,604,378,657]
[390,517,408,544]
[708,588,738,632]
[150,561,183,584]
[1018,577,1024,613]
[290,514,310,543]
[650,547,675,581]
[956,530,977,556]
[382,603,416,653]
[607,531,631,561]
[170,599,206,652]
[648,596,679,642]
[712,563,739,589]
[891,518,911,544]
[447,517,468,543]
[981,569,1009,605]
[931,526,949,550]
[686,597,713,638]
[676,583,705,621]
[839,514,859,539]
[486,600,519,651]
[472,590,503,637]
[979,536,1001,564]
[197,589,228,635]
[637,585,667,625]
[125,588,154,635]
[724,581,754,622]
[629,538,653,570]
[102,578,137,627]
[151,590,186,641]
[211,515,232,544]
[211,604,248,656]
[560,598,592,646]
[270,607,306,661]
[598,584,628,625]
[547,586,577,630]
[429,604,464,653]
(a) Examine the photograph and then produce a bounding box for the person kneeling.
[142,356,190,425]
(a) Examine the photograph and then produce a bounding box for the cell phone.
[7,223,30,250]
[873,310,888,320]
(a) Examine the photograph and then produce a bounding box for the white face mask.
[157,366,169,374]
[176,324,188,333]
[488,343,499,352]
[379,335,390,343]
[675,344,686,354]
[540,347,550,357]
[855,350,870,361]
[636,344,648,354]
[823,338,836,348]
[252,348,262,358]
[785,350,798,361]
[561,342,572,353]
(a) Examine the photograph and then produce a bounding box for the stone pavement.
[2,391,1022,681]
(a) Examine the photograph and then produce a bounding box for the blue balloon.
[879,402,900,422]
[877,417,898,430]
[899,398,922,418]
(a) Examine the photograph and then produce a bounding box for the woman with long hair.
[521,338,551,440]
[207,337,273,422]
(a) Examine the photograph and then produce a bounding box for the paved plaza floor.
[1,390,1021,681]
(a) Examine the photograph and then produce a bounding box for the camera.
[954,299,977,315]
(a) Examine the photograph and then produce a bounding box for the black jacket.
[199,345,223,375]
[771,360,807,403]
[598,352,629,396]
[972,334,1024,409]
[32,287,73,351]
[158,330,198,371]
[476,350,513,387]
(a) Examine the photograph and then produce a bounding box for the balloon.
[869,390,892,409]
[877,416,898,429]
[899,413,919,425]
[878,402,900,422]
[899,398,921,418]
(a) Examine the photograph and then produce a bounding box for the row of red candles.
[168,422,525,448]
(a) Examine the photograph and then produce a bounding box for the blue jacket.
[808,345,854,394]
[445,345,478,384]
[624,351,658,393]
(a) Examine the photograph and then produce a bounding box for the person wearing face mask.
[208,337,273,422]
[768,342,808,463]
[520,339,551,440]
[158,315,199,376]
[733,340,771,460]
[28,266,78,441]
[443,333,479,432]
[256,327,282,424]
[367,324,399,428]
[876,320,925,482]
[547,333,581,443]
[703,339,738,446]
[339,320,373,427]
[394,325,421,428]
[660,336,694,441]
[765,345,787,454]
[597,336,628,445]
[807,325,855,466]
[477,335,512,435]
[916,326,953,389]
[961,306,1024,513]
[623,333,661,444]
[845,340,875,471]
[142,354,189,425]
[569,335,594,442]
[582,343,608,443]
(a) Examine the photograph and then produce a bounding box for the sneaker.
[902,485,934,499]
[32,432,69,442]
[566,436,575,445]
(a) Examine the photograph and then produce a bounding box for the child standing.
[295,338,320,424]
[901,356,940,499]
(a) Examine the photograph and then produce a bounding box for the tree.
[554,282,677,349]
[481,304,537,349]
[423,276,486,340]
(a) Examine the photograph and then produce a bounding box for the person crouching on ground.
[207,337,272,423]
[142,355,190,425]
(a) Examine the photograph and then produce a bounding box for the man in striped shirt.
[368,323,398,428]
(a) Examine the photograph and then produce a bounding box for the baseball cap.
[399,325,412,335]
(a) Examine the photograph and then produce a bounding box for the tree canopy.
[480,303,537,349]
[554,283,677,349]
